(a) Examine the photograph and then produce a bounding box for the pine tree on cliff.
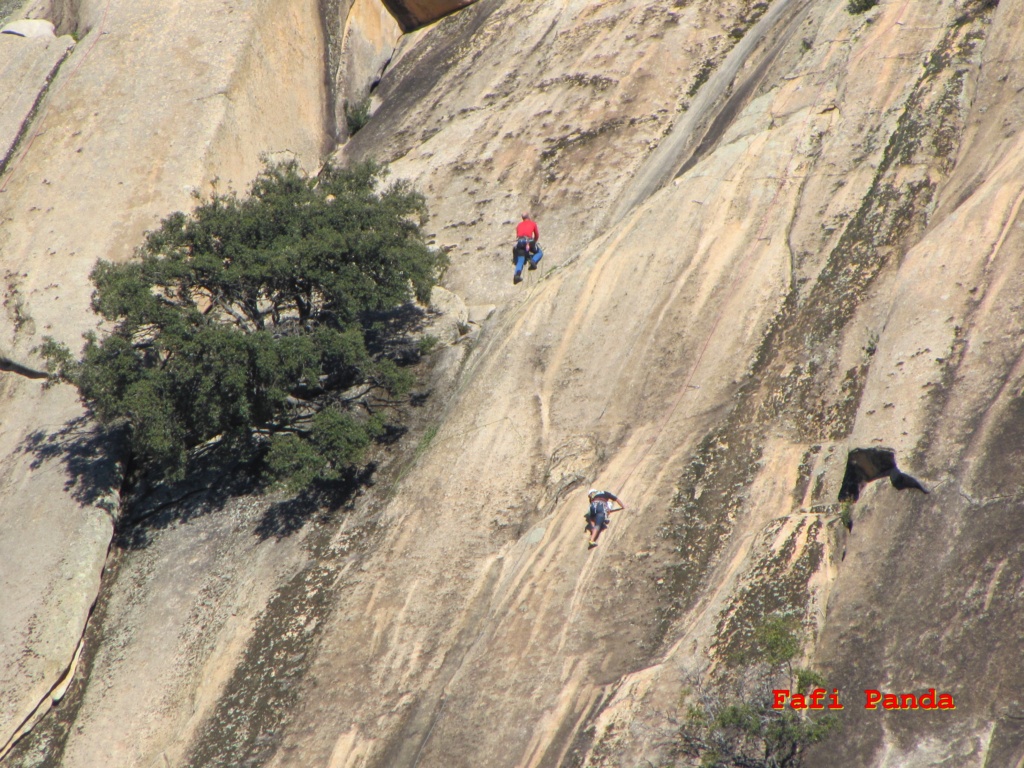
[40,160,446,489]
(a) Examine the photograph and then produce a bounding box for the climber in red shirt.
[512,212,543,284]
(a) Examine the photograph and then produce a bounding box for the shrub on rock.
[41,159,446,489]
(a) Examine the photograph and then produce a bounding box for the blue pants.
[586,508,609,531]
[514,246,543,275]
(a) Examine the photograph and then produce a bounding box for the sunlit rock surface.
[4,0,1024,766]
[325,0,402,142]
[0,0,330,759]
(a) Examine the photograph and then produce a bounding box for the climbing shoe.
[528,262,538,270]
[513,273,523,284]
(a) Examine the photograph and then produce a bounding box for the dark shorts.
[586,509,609,530]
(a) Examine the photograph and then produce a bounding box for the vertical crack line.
[2,0,111,193]
[607,0,813,225]
[0,45,73,184]
[317,0,342,150]
[0,603,92,761]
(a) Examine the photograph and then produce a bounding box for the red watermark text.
[772,688,955,711]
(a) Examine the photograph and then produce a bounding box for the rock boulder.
[380,0,477,32]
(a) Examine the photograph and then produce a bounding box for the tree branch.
[213,295,258,332]
[0,356,48,379]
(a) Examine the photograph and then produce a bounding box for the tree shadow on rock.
[363,302,432,361]
[114,453,261,550]
[19,416,125,511]
[253,462,376,542]
[19,418,381,550]
[376,423,408,446]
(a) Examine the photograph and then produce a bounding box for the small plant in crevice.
[863,330,879,356]
[687,58,717,98]
[3,275,32,335]
[675,615,840,768]
[728,1,770,41]
[345,96,372,135]
[415,424,439,460]
[955,0,1000,25]
[838,502,854,531]
[418,334,441,356]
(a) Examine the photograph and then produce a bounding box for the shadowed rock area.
[3,0,1024,766]
[838,447,929,501]
[379,0,478,32]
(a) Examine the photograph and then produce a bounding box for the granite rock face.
[4,0,1024,767]
[0,0,333,759]
[0,18,55,36]
[323,0,402,143]
[0,26,72,165]
[324,1,1024,765]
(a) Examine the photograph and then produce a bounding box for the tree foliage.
[41,160,446,488]
[846,0,878,14]
[675,615,840,768]
[346,96,372,135]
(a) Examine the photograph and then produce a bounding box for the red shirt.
[516,219,539,241]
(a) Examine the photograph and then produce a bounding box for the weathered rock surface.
[313,0,1024,765]
[4,0,1024,767]
[0,0,334,758]
[0,18,55,37]
[0,28,72,164]
[424,285,469,345]
[324,0,402,143]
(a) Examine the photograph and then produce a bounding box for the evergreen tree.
[675,615,840,767]
[41,160,446,488]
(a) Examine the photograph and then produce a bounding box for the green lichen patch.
[793,445,822,508]
[653,427,764,645]
[711,517,825,665]
[184,520,377,767]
